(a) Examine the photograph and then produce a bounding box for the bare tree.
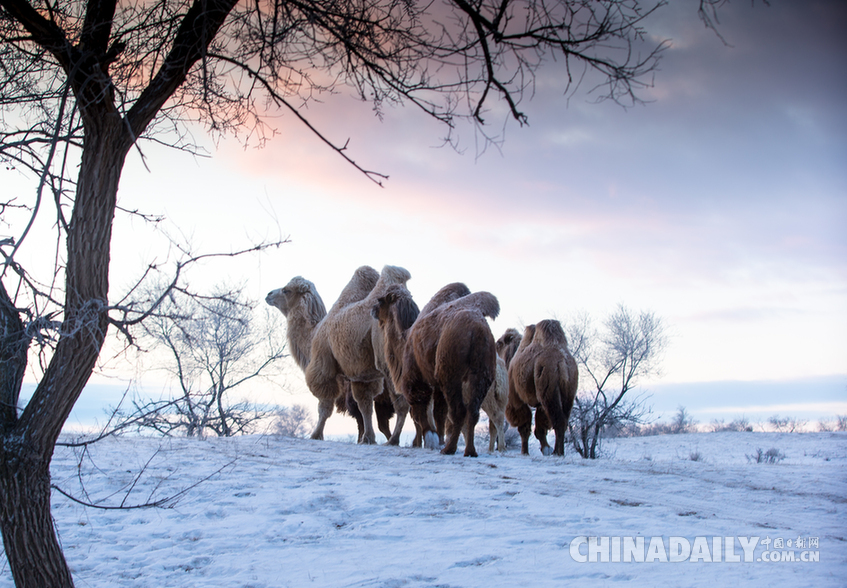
[671,405,697,434]
[767,414,806,434]
[0,0,742,584]
[273,404,314,438]
[565,305,667,459]
[118,285,288,438]
[709,417,753,432]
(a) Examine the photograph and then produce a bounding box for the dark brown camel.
[506,320,578,456]
[373,283,499,457]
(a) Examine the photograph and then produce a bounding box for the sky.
[7,0,847,434]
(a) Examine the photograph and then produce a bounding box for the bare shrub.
[566,306,668,458]
[818,415,847,432]
[273,405,315,438]
[671,406,698,434]
[768,415,806,433]
[746,448,786,464]
[710,417,753,432]
[117,285,288,438]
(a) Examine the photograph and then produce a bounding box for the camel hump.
[453,291,499,320]
[519,324,537,349]
[379,265,412,285]
[332,266,380,311]
[420,282,472,317]
[535,319,567,347]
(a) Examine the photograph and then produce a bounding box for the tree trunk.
[0,282,28,431]
[0,118,130,587]
[0,439,73,588]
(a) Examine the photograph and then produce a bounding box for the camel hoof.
[541,446,553,456]
[423,432,439,450]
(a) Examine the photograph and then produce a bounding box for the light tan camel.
[484,355,508,452]
[372,283,499,457]
[265,272,396,442]
[306,265,411,445]
[506,320,578,456]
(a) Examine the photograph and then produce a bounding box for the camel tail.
[535,361,566,428]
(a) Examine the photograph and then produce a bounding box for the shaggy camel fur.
[484,355,509,452]
[506,320,578,456]
[415,282,470,442]
[371,283,508,452]
[496,327,523,369]
[265,274,395,442]
[420,283,506,452]
[306,265,411,445]
[372,283,499,457]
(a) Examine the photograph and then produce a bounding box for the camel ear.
[371,297,387,321]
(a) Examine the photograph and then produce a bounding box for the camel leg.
[410,402,437,449]
[311,397,334,441]
[540,389,567,456]
[506,397,532,455]
[534,406,552,456]
[441,384,465,456]
[386,400,408,446]
[553,422,566,456]
[306,351,341,442]
[374,391,395,442]
[432,392,448,444]
[412,420,423,448]
[462,377,487,458]
[351,379,382,445]
[402,369,437,449]
[385,380,409,446]
[342,385,365,443]
[488,417,506,452]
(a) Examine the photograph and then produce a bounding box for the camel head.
[265,276,326,320]
[496,327,521,358]
[371,284,419,331]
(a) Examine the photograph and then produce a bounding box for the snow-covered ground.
[2,432,845,587]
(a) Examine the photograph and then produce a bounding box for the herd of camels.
[265,265,578,457]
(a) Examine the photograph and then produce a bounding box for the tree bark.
[0,115,129,588]
[0,437,74,588]
[0,282,27,431]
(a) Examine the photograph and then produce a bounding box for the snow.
[1,432,845,587]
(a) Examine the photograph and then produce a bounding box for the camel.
[371,282,508,452]
[372,283,499,457]
[496,327,523,369]
[265,268,395,443]
[505,320,578,456]
[306,265,412,445]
